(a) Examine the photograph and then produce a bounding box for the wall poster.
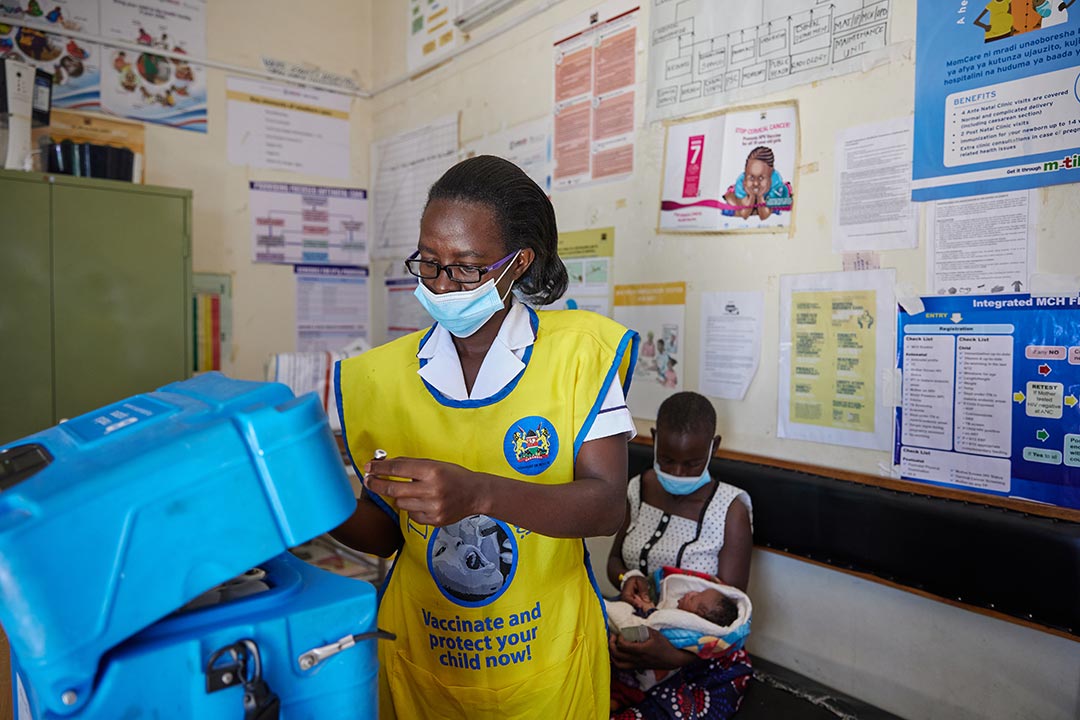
[647,0,895,123]
[249,181,368,267]
[2,0,208,131]
[295,265,369,353]
[897,294,1080,511]
[552,0,638,189]
[613,282,686,420]
[371,114,459,260]
[227,76,352,179]
[0,1,101,110]
[660,103,797,232]
[912,1,1080,200]
[98,0,207,132]
[549,226,615,316]
[407,0,457,72]
[778,269,896,451]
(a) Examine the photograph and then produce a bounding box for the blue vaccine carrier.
[0,373,379,718]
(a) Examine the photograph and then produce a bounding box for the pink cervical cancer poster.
[660,103,798,233]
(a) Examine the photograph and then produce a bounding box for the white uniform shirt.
[416,302,636,442]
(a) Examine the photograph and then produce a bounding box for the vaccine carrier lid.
[0,372,356,716]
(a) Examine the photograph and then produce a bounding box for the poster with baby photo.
[659,102,797,233]
[0,1,101,110]
[613,282,686,420]
[98,0,207,132]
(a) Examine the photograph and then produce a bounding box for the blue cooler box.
[0,373,376,718]
[13,552,379,719]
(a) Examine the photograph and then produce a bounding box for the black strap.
[205,639,280,720]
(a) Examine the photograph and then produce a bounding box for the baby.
[624,585,738,628]
[607,572,752,689]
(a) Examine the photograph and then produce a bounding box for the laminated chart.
[896,295,1080,511]
[371,115,458,260]
[552,2,638,188]
[647,0,894,123]
[778,270,895,451]
[250,182,368,267]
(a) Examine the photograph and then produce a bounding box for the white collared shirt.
[416,302,636,442]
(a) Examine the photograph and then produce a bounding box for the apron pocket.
[385,633,600,719]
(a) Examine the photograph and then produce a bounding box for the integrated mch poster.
[912,1,1080,200]
[897,294,1080,511]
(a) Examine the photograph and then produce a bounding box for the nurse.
[332,155,639,719]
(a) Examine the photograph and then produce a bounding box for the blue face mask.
[413,252,519,338]
[654,439,715,496]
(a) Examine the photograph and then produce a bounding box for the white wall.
[140,0,373,381]
[748,551,1080,720]
[371,0,1080,473]
[367,2,1080,719]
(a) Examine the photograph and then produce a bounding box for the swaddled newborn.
[621,584,738,626]
[606,572,752,689]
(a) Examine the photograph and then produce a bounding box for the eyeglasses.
[404,250,517,284]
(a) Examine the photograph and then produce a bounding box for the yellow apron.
[337,307,637,719]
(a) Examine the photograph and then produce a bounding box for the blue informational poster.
[896,295,1080,511]
[912,2,1080,201]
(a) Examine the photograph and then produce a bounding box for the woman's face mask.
[653,437,715,496]
[414,251,520,337]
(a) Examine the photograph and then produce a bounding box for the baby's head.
[677,588,739,627]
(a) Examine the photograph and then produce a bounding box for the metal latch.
[297,629,396,670]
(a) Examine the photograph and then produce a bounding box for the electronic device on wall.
[0,58,52,171]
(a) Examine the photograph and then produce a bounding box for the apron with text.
[338,308,637,719]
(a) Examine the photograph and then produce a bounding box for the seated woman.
[606,569,752,695]
[607,392,754,720]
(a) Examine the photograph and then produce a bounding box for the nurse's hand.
[363,456,483,527]
[608,627,697,671]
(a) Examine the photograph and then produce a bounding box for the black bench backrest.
[627,443,1080,636]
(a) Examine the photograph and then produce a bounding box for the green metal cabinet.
[0,170,192,444]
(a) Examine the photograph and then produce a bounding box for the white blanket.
[606,574,751,647]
